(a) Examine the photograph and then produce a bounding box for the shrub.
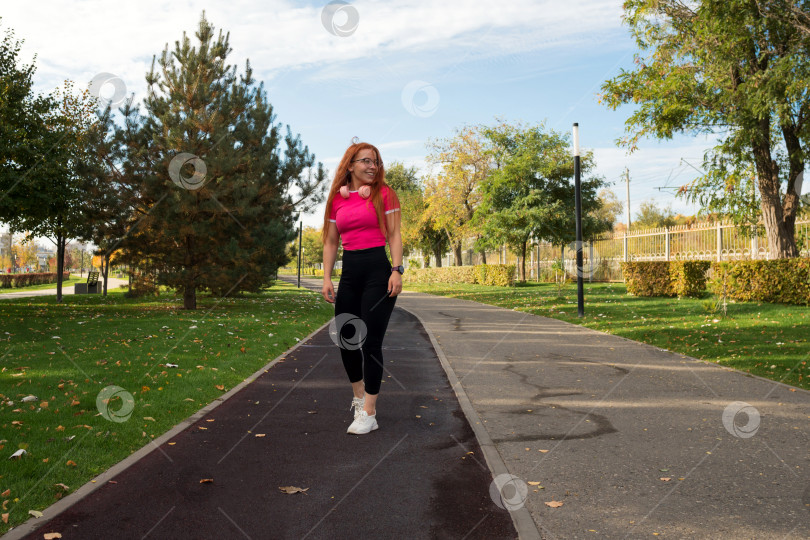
[0,272,68,289]
[403,264,516,286]
[621,261,710,298]
[709,259,810,305]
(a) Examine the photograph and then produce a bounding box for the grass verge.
[404,281,809,391]
[0,281,333,533]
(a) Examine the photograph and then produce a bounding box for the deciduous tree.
[601,0,810,258]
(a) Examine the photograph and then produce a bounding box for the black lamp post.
[297,221,303,288]
[573,123,584,318]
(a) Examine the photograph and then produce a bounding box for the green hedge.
[0,272,70,289]
[709,259,810,305]
[620,261,710,298]
[404,264,516,287]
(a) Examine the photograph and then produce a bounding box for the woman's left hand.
[388,271,402,297]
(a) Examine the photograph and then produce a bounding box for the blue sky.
[2,0,716,231]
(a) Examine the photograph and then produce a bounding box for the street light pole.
[297,221,303,288]
[573,123,584,318]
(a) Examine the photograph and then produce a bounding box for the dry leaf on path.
[28,509,43,518]
[527,481,542,486]
[199,478,213,484]
[659,477,672,482]
[44,533,62,539]
[255,434,266,437]
[545,501,564,508]
[279,486,308,494]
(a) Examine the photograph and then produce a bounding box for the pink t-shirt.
[329,185,400,250]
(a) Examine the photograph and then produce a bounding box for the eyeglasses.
[352,158,381,167]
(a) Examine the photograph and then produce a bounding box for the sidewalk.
[0,277,127,300]
[293,277,810,538]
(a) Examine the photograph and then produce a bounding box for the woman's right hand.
[322,280,336,303]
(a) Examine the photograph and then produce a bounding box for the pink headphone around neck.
[339,184,371,199]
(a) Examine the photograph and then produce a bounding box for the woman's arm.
[386,210,403,297]
[322,222,339,303]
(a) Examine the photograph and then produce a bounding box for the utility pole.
[625,167,631,231]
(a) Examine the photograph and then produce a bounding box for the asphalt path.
[9,307,516,540]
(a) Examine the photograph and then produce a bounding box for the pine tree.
[136,14,325,309]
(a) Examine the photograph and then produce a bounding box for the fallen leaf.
[538,449,549,453]
[215,385,225,391]
[44,533,62,539]
[1,513,7,523]
[66,460,77,467]
[54,484,69,491]
[545,501,564,508]
[659,477,672,482]
[527,481,542,486]
[240,347,246,353]
[206,419,215,422]
[143,417,156,422]
[278,486,309,495]
[28,509,43,518]
[168,442,176,446]
[255,434,266,438]
[1,489,9,497]
[199,478,213,484]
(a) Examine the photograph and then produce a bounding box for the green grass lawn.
[0,275,86,294]
[0,281,334,532]
[404,281,810,391]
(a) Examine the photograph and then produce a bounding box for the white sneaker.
[347,410,378,434]
[350,396,365,420]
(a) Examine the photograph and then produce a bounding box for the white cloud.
[2,0,627,98]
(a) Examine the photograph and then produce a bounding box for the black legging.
[335,246,397,395]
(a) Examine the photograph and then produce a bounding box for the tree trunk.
[433,247,443,267]
[103,253,110,296]
[183,286,196,310]
[56,233,65,303]
[453,242,462,266]
[753,132,798,258]
[520,241,528,282]
[479,249,487,265]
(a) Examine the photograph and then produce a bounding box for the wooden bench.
[75,271,101,294]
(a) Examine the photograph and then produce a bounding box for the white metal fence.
[408,218,810,282]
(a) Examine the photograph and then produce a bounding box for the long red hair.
[321,141,398,243]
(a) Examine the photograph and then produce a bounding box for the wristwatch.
[392,265,405,274]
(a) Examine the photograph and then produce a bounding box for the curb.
[1,317,332,540]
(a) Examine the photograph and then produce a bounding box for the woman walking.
[321,140,404,435]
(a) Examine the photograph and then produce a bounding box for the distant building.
[36,246,56,271]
